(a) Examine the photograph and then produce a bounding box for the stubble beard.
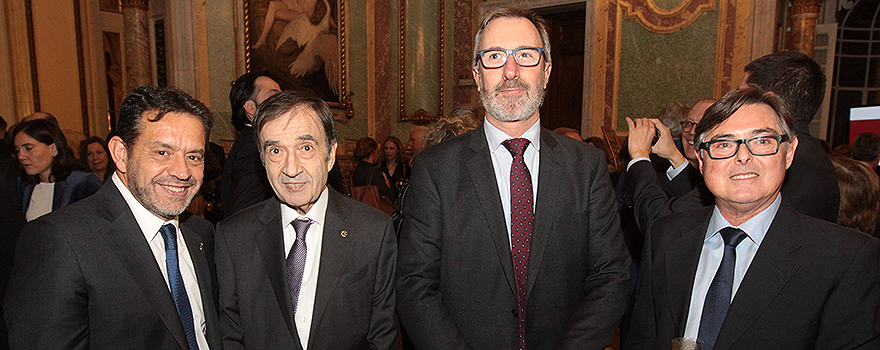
[480,77,546,123]
[126,158,199,220]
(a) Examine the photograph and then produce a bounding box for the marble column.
[788,0,822,57]
[122,0,152,92]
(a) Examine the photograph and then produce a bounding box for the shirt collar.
[483,117,542,154]
[111,172,179,241]
[280,186,329,228]
[706,193,782,246]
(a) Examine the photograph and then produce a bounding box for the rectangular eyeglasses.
[476,47,545,69]
[698,134,789,160]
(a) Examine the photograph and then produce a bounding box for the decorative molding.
[789,0,822,16]
[26,0,40,111]
[74,0,89,136]
[713,0,749,98]
[120,0,148,11]
[619,0,715,34]
[399,0,445,123]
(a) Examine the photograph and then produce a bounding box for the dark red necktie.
[502,138,533,350]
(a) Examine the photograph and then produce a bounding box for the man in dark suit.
[216,91,397,350]
[396,7,630,350]
[625,86,880,350]
[221,71,281,217]
[4,85,221,350]
[744,51,839,222]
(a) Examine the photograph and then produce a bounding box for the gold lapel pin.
[199,242,204,251]
[340,230,348,238]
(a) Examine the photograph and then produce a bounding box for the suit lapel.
[714,203,804,350]
[466,128,517,300]
[93,183,190,350]
[308,190,354,349]
[179,215,219,347]
[664,212,711,337]
[526,129,557,297]
[252,199,301,344]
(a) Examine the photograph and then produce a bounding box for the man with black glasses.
[625,86,880,350]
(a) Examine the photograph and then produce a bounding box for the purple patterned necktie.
[287,218,313,316]
[502,138,533,350]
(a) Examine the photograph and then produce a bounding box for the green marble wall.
[616,9,718,131]
[205,0,237,143]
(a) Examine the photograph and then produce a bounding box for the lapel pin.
[199,242,204,251]
[340,230,348,238]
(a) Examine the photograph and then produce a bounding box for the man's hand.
[649,120,687,168]
[626,117,657,160]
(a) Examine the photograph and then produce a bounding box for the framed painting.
[245,0,352,118]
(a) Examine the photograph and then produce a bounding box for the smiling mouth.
[158,183,190,194]
[730,173,758,180]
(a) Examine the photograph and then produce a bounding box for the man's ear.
[784,135,799,170]
[327,141,337,171]
[108,136,128,174]
[472,66,481,92]
[243,100,258,121]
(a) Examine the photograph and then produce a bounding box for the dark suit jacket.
[221,126,274,217]
[397,126,631,350]
[15,170,102,213]
[624,201,880,349]
[782,130,839,222]
[623,160,714,233]
[216,189,397,350]
[0,159,25,350]
[3,181,222,350]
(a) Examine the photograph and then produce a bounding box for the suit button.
[512,309,518,318]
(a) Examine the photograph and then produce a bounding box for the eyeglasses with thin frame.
[698,134,789,160]
[476,47,545,69]
[680,120,697,132]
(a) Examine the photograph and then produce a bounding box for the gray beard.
[480,78,546,122]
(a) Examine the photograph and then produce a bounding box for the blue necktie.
[287,218,313,316]
[160,224,199,350]
[698,227,747,350]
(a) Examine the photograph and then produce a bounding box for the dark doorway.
[536,3,586,133]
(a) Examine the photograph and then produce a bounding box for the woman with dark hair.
[13,119,102,221]
[832,155,880,236]
[379,136,410,197]
[79,136,116,182]
[352,137,394,200]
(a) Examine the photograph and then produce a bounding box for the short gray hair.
[473,7,552,67]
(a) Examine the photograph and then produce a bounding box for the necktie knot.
[502,138,530,157]
[720,227,747,248]
[292,218,312,241]
[159,224,177,251]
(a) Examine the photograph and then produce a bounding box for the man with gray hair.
[397,7,629,349]
[215,91,397,350]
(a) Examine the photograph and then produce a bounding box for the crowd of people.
[0,6,879,350]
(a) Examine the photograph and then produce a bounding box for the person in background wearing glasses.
[625,86,880,350]
[623,99,717,233]
[397,7,630,350]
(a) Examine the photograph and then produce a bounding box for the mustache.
[152,175,196,187]
[493,79,530,93]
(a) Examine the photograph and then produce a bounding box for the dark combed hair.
[354,137,378,161]
[695,85,795,151]
[229,71,275,131]
[473,7,552,66]
[831,155,880,236]
[79,136,116,181]
[852,132,880,162]
[12,119,84,184]
[744,51,826,124]
[117,85,213,152]
[252,90,337,160]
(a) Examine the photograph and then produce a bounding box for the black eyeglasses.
[476,47,545,69]
[680,120,697,131]
[698,134,789,160]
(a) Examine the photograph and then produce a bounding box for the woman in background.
[79,136,115,182]
[379,136,410,198]
[352,137,394,199]
[13,119,102,221]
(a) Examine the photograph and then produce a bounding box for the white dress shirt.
[625,157,688,181]
[683,194,781,339]
[112,173,210,350]
[281,187,329,349]
[484,118,541,247]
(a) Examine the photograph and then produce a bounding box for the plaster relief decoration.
[619,0,715,34]
[246,0,353,118]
